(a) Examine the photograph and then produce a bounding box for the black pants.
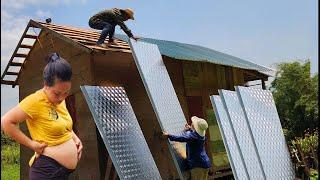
[29,155,75,180]
[89,21,115,44]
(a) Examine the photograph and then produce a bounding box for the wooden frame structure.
[1,20,271,180]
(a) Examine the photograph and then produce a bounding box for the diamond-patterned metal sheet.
[219,90,266,179]
[129,39,187,179]
[210,95,249,180]
[81,86,161,180]
[236,86,295,179]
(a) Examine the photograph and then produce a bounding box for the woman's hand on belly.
[31,141,48,155]
[71,131,83,161]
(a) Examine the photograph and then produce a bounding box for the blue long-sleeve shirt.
[168,130,212,169]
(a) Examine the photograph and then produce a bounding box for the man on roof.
[89,8,140,48]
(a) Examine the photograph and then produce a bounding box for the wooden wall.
[93,52,181,179]
[166,59,245,175]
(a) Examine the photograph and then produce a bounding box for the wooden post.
[261,79,266,90]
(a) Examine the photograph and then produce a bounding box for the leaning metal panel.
[129,39,187,179]
[210,95,249,180]
[219,90,266,179]
[236,86,295,179]
[81,86,161,180]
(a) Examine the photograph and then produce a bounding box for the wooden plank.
[104,155,113,180]
[64,34,130,49]
[1,80,16,85]
[243,69,268,81]
[208,64,219,95]
[40,22,129,44]
[41,22,131,44]
[39,22,99,34]
[225,66,234,90]
[29,20,91,53]
[75,39,126,46]
[10,62,23,66]
[14,53,28,58]
[19,44,33,49]
[215,65,222,90]
[24,34,38,39]
[55,29,128,45]
[261,79,266,90]
[6,72,19,76]
[86,45,131,53]
[220,66,227,89]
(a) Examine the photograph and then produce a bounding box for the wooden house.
[1,20,272,180]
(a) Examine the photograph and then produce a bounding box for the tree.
[270,60,318,139]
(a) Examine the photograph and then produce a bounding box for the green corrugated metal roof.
[115,34,274,76]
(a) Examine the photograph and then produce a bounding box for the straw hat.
[191,116,208,137]
[123,8,135,20]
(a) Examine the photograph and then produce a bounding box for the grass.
[1,142,20,180]
[310,169,319,180]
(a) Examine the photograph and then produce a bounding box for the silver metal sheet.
[129,39,187,179]
[219,90,266,179]
[210,95,249,180]
[81,86,161,180]
[236,86,295,179]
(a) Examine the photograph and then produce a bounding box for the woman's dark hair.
[43,53,72,87]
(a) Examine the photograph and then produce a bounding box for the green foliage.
[291,129,318,155]
[270,60,318,138]
[1,143,20,180]
[1,143,20,164]
[1,163,20,180]
[310,169,319,180]
[1,131,16,146]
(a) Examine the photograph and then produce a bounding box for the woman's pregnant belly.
[42,138,78,169]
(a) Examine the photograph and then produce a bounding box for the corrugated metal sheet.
[115,34,274,75]
[129,39,187,179]
[236,86,295,179]
[81,86,162,180]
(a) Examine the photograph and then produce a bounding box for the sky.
[1,0,318,116]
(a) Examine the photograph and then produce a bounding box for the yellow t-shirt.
[19,89,73,166]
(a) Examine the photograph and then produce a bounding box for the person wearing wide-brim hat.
[163,116,212,180]
[88,8,140,48]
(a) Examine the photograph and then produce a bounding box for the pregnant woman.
[1,53,83,179]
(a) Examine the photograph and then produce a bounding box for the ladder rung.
[11,62,23,66]
[24,34,37,39]
[6,71,19,76]
[20,44,33,49]
[1,80,16,85]
[15,53,28,58]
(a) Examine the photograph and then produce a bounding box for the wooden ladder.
[1,22,40,88]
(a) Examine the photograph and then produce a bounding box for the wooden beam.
[15,53,28,58]
[86,45,131,53]
[76,40,129,48]
[64,35,130,49]
[29,19,92,53]
[38,22,129,44]
[19,44,33,49]
[6,72,19,76]
[261,79,266,90]
[243,69,268,81]
[1,80,16,85]
[24,34,38,39]
[10,62,23,66]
